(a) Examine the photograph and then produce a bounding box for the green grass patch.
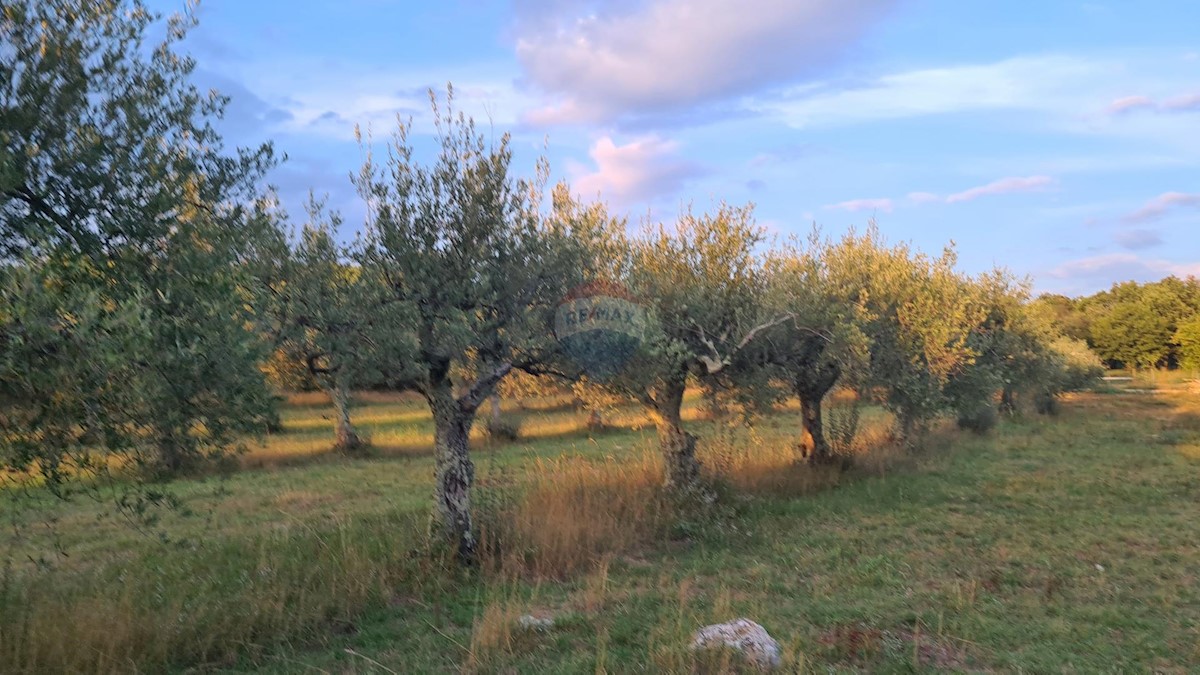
[2,391,1198,672]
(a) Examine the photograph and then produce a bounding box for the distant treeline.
[1033,277,1200,371]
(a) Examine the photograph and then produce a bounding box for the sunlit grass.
[2,386,1198,672]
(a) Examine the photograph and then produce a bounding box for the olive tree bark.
[793,362,840,466]
[652,372,702,490]
[329,381,364,453]
[430,381,478,562]
[427,361,512,563]
[488,393,502,428]
[999,385,1016,415]
[797,394,827,462]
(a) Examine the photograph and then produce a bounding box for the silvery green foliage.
[745,234,871,463]
[821,226,982,439]
[1,0,280,479]
[595,203,786,488]
[265,195,413,452]
[352,88,600,558]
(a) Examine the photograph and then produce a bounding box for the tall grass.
[0,392,910,673]
[0,514,428,673]
[477,451,670,579]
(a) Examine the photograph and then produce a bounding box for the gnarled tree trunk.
[330,382,364,453]
[654,373,702,491]
[489,393,502,428]
[430,383,478,562]
[793,362,840,466]
[798,394,832,464]
[999,385,1016,415]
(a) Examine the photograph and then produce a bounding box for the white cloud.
[1048,253,1200,281]
[1113,228,1163,250]
[238,61,534,141]
[825,198,893,213]
[945,175,1055,203]
[1123,192,1200,223]
[897,177,1055,207]
[760,53,1200,157]
[515,0,896,124]
[907,191,942,204]
[764,55,1101,129]
[1162,93,1200,112]
[570,135,704,206]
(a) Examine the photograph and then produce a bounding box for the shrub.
[956,403,999,434]
[826,395,863,456]
[484,416,522,442]
[1034,391,1060,416]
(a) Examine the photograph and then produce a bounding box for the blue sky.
[153,0,1199,295]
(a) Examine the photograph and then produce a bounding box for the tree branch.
[457,361,513,413]
[693,313,795,375]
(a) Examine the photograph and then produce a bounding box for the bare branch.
[693,313,796,375]
[457,361,513,413]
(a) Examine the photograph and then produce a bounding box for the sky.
[151,0,1199,296]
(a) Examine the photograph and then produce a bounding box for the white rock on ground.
[517,614,555,632]
[690,618,782,671]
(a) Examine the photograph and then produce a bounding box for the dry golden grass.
[699,412,902,497]
[0,389,919,673]
[473,407,904,583]
[478,451,670,579]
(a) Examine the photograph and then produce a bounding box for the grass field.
[2,383,1198,673]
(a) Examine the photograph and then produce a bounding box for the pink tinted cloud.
[1104,92,1200,115]
[1122,191,1200,223]
[571,135,704,206]
[944,175,1055,203]
[826,198,893,213]
[907,191,941,204]
[1162,93,1200,112]
[516,0,896,124]
[1113,228,1163,250]
[1106,95,1156,114]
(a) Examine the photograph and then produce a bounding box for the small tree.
[270,197,408,453]
[353,89,597,560]
[752,236,869,465]
[822,227,982,441]
[943,269,1029,431]
[601,204,788,490]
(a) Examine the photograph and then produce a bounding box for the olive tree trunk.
[489,393,502,427]
[654,374,702,491]
[798,394,833,464]
[430,383,478,562]
[329,382,364,453]
[999,385,1016,415]
[793,363,840,466]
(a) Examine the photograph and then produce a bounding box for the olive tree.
[267,197,410,453]
[600,204,788,490]
[751,237,869,464]
[353,91,598,560]
[822,227,982,440]
[1,0,280,478]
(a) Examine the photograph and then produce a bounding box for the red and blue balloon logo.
[554,281,646,379]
